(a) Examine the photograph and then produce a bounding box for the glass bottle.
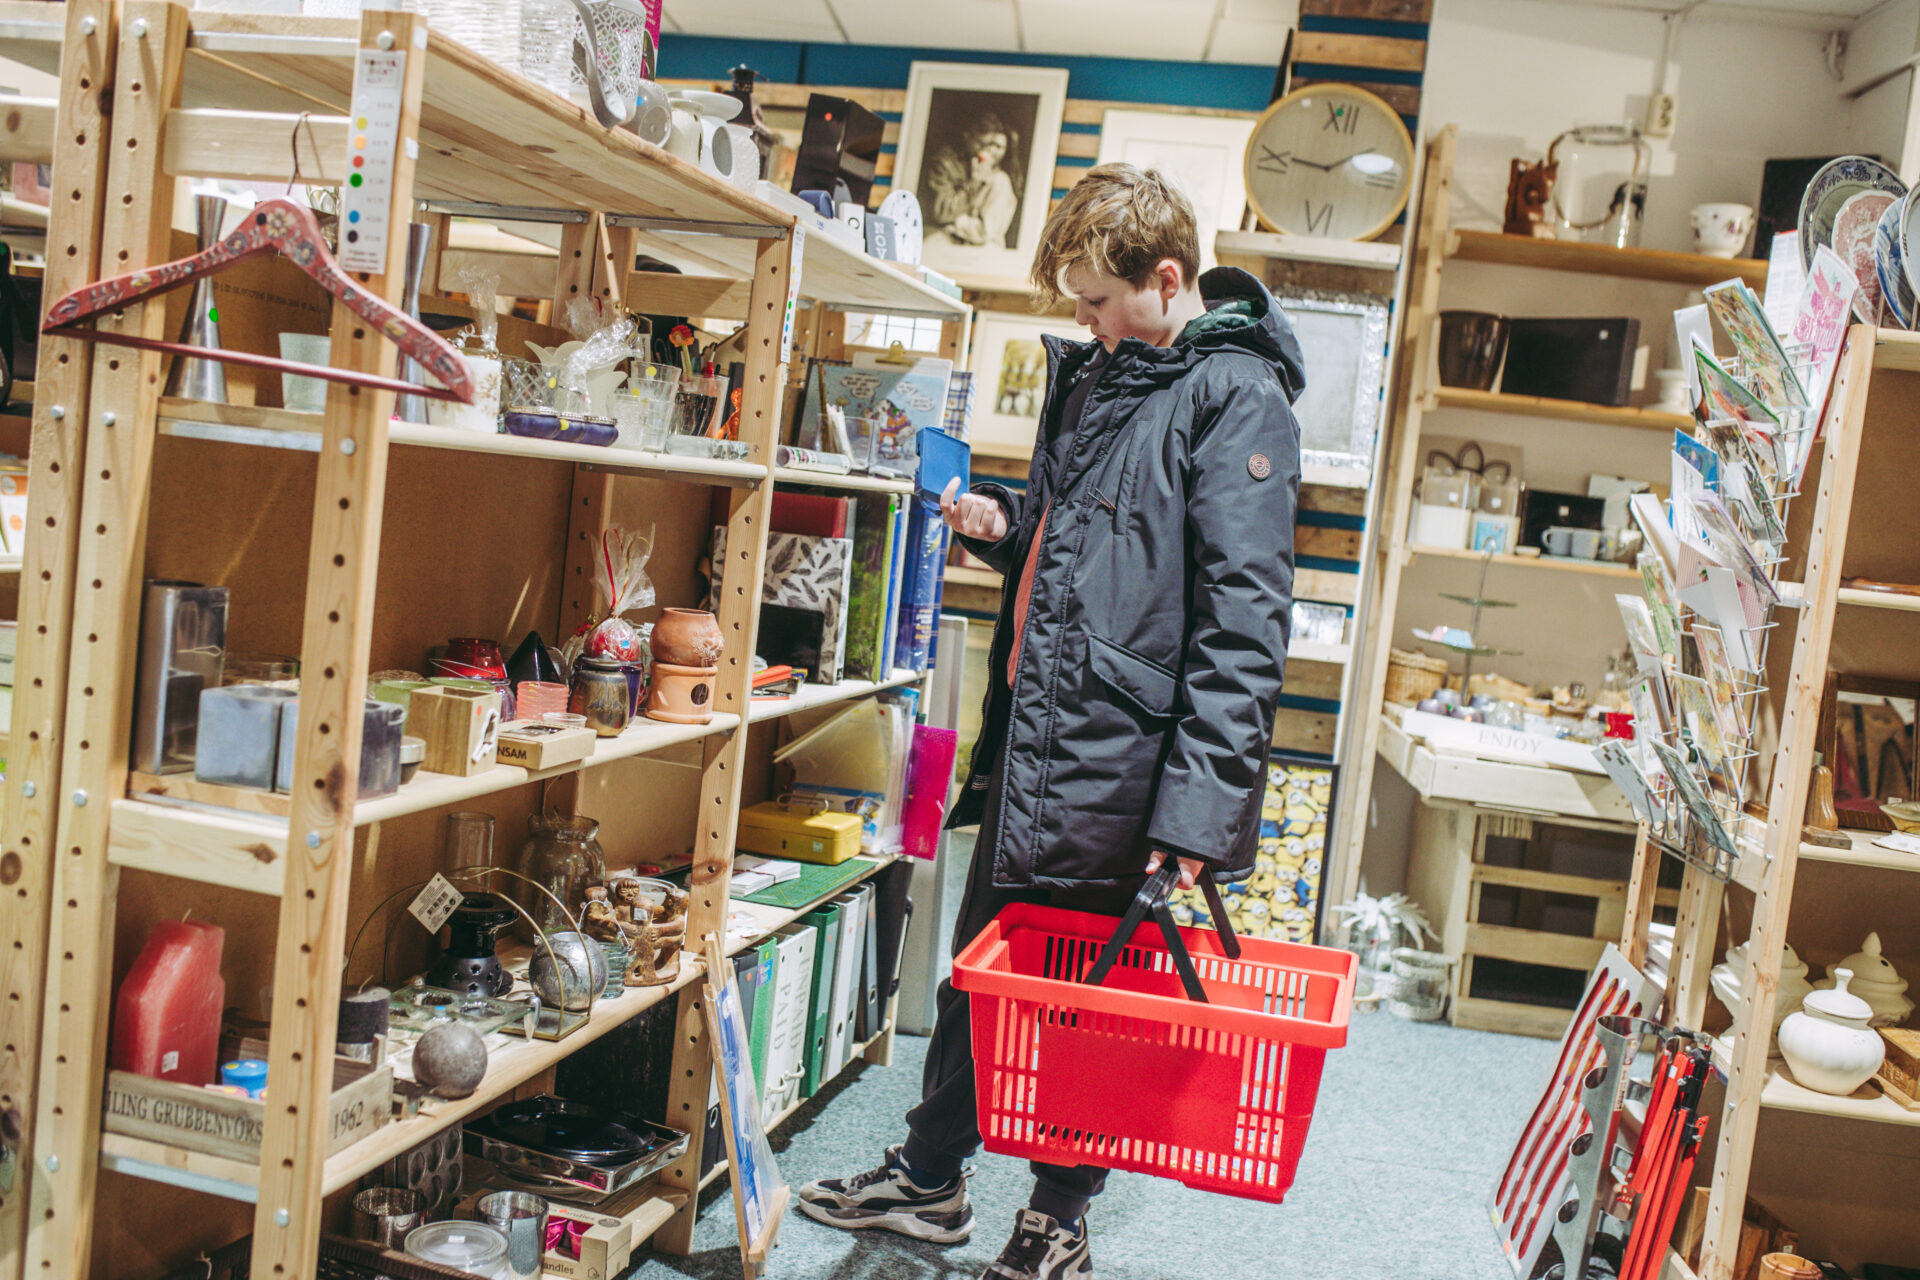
[513,813,607,940]
[444,810,495,876]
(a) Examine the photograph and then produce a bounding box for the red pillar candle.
[111,919,227,1085]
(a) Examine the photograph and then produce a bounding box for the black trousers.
[901,776,1141,1224]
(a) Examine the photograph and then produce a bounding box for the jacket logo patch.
[1248,453,1272,480]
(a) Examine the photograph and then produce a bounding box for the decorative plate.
[1875,193,1914,328]
[1835,189,1895,319]
[1799,155,1905,272]
[879,189,924,266]
[1900,190,1920,317]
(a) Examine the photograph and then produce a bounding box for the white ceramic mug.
[1690,203,1754,258]
[666,107,701,162]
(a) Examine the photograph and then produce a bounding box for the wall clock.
[1243,84,1415,241]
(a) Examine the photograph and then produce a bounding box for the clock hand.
[1290,157,1335,172]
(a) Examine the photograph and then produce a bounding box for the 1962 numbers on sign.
[1243,84,1415,242]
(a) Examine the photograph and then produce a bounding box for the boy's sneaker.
[983,1209,1093,1280]
[795,1145,974,1243]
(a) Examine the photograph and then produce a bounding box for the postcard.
[1688,490,1782,620]
[1791,243,1857,415]
[1649,737,1737,858]
[1680,564,1761,672]
[1638,552,1681,661]
[1631,494,1680,576]
[1676,304,1713,406]
[1701,421,1786,553]
[1631,670,1674,741]
[1691,621,1750,743]
[1705,277,1808,409]
[1693,344,1781,430]
[1597,738,1660,825]
[1672,670,1737,792]
[1616,593,1662,670]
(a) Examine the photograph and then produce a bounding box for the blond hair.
[1029,163,1201,305]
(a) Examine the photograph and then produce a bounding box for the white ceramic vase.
[1812,931,1913,1027]
[1778,967,1885,1096]
[1710,942,1815,1052]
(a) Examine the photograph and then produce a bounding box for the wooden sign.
[102,1056,389,1163]
[701,933,788,1279]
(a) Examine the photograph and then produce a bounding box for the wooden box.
[406,686,501,776]
[494,720,596,771]
[102,1053,390,1164]
[1875,1027,1920,1107]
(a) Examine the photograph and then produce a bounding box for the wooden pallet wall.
[1291,0,1433,136]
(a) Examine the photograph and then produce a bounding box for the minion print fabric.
[1171,757,1331,944]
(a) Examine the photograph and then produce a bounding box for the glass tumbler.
[613,362,679,451]
[445,810,495,874]
[667,373,725,455]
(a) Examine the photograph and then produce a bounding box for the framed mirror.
[1273,288,1389,478]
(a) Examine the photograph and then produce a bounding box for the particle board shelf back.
[1447,229,1768,291]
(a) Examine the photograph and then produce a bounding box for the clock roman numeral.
[1364,168,1399,190]
[1323,101,1358,134]
[1304,200,1335,234]
[1255,144,1291,174]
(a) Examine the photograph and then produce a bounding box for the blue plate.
[1876,194,1914,328]
[1799,155,1906,272]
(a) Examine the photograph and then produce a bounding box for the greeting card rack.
[1610,320,1920,1280]
[0,5,970,1279]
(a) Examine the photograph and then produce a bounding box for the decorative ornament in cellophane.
[561,525,657,674]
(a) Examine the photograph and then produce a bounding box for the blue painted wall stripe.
[659,37,1277,111]
[1298,555,1360,574]
[1297,510,1366,532]
[1290,60,1422,86]
[1278,693,1343,715]
[1297,15,1430,39]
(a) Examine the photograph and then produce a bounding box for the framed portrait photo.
[894,62,1070,288]
[1274,289,1389,476]
[1096,109,1255,271]
[966,310,1084,456]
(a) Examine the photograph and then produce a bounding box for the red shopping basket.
[952,863,1355,1203]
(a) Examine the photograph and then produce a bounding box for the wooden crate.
[102,1054,389,1164]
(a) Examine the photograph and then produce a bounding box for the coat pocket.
[1087,633,1179,719]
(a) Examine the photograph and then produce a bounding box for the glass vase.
[512,813,607,941]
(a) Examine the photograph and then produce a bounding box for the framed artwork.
[1819,673,1919,829]
[1096,109,1255,272]
[1275,289,1388,477]
[965,309,1084,456]
[893,62,1070,287]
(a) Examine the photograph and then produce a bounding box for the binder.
[799,903,842,1097]
[703,951,762,1176]
[854,882,883,1043]
[747,936,780,1107]
[761,923,818,1125]
[823,888,866,1081]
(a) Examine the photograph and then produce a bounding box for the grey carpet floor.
[626,1008,1558,1280]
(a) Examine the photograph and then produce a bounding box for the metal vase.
[162,195,228,403]
[393,221,435,424]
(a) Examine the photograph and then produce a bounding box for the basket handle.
[1084,863,1241,1003]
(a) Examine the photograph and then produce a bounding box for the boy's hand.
[1145,850,1207,892]
[940,478,1009,542]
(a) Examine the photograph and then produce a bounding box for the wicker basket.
[1385,648,1449,705]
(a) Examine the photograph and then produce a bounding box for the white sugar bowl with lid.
[1778,967,1886,1096]
[1812,932,1913,1027]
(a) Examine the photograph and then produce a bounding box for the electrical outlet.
[1645,92,1678,140]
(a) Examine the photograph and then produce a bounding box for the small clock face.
[1244,86,1414,240]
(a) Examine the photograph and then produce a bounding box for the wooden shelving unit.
[1617,325,1920,1278]
[1431,385,1691,432]
[1446,229,1768,291]
[0,6,968,1278]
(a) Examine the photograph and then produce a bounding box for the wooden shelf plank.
[1760,1058,1920,1127]
[773,468,914,495]
[1447,229,1767,290]
[1215,229,1402,271]
[156,399,770,488]
[943,565,1002,589]
[1871,327,1920,372]
[1839,585,1920,612]
[745,670,925,726]
[1432,386,1690,432]
[98,961,702,1203]
[1408,543,1640,579]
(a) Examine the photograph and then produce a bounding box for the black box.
[1755,155,1876,251]
[1501,317,1641,407]
[792,94,885,208]
[1520,489,1607,551]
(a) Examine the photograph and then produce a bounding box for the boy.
[798,164,1306,1280]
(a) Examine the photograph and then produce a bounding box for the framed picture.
[966,309,1084,456]
[1096,109,1255,272]
[893,62,1070,287]
[1275,289,1389,477]
[1819,672,1919,829]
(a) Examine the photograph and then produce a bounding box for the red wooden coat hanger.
[42,198,474,405]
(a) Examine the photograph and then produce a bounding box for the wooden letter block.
[406,686,501,776]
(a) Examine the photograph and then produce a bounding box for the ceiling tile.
[825,0,1022,51]
[1224,0,1296,22]
[1020,0,1215,60]
[667,0,845,41]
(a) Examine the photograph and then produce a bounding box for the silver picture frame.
[1275,289,1389,477]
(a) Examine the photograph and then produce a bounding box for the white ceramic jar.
[1710,942,1815,1051]
[1778,967,1885,1096]
[1812,932,1913,1027]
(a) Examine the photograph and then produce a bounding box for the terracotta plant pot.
[647,660,718,724]
[650,607,723,666]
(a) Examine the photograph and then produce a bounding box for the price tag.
[408,872,463,934]
[338,47,409,275]
[780,224,805,364]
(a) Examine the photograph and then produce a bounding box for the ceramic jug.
[1812,931,1913,1027]
[1778,967,1885,1096]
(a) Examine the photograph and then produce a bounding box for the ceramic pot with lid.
[1778,967,1885,1096]
[650,607,724,666]
[1812,932,1913,1027]
[1711,942,1814,1049]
